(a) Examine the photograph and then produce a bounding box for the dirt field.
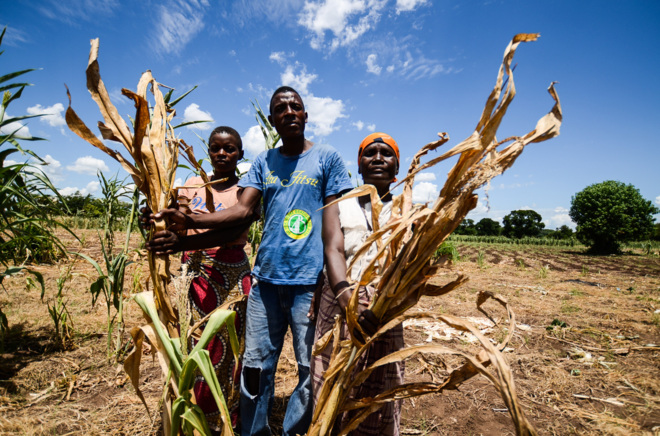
[1,230,659,435]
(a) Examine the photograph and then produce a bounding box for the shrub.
[569,181,659,254]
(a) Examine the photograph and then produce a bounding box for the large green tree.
[502,209,545,238]
[475,218,502,236]
[569,180,658,254]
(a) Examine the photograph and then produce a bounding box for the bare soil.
[1,232,659,435]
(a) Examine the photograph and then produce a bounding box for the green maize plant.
[124,290,241,435]
[73,185,140,359]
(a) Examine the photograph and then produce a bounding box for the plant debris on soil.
[1,230,659,435]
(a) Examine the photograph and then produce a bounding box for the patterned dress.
[178,178,251,430]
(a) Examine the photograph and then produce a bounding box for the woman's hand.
[140,208,193,234]
[145,229,183,255]
[334,283,379,343]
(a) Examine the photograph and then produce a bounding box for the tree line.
[454,181,659,254]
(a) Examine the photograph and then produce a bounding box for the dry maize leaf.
[121,88,150,173]
[123,325,150,414]
[65,89,144,189]
[85,38,133,151]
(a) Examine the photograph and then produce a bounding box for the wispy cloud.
[395,0,429,14]
[182,103,214,130]
[0,26,30,46]
[36,0,120,24]
[366,54,382,75]
[66,156,110,175]
[353,120,365,130]
[151,0,210,56]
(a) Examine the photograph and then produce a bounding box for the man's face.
[269,91,307,138]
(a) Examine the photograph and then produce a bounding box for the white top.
[338,197,392,282]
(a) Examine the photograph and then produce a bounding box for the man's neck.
[280,136,313,156]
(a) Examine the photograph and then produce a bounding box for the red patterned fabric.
[182,246,251,430]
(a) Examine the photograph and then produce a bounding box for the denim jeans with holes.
[240,280,316,436]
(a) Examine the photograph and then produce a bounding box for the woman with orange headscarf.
[311,132,404,436]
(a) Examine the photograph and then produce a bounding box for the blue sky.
[2,0,659,229]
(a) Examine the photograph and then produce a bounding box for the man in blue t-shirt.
[150,86,353,436]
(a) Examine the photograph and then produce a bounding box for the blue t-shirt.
[239,144,353,285]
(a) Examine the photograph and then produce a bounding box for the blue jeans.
[240,280,316,436]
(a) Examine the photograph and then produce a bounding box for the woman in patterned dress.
[147,126,253,431]
[312,132,405,435]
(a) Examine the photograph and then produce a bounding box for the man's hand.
[146,230,183,255]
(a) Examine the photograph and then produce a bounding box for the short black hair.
[208,126,242,151]
[269,86,303,114]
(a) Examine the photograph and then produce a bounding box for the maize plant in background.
[310,33,561,436]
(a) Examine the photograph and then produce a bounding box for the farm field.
[1,231,659,435]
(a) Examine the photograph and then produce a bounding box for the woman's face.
[359,142,398,187]
[208,132,243,175]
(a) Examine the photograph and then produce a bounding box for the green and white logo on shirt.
[283,209,312,240]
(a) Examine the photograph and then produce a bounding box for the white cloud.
[655,195,660,206]
[353,121,365,130]
[281,65,318,95]
[279,63,347,136]
[269,51,291,65]
[546,213,574,230]
[415,172,436,182]
[66,156,110,175]
[243,125,268,158]
[173,178,184,189]
[26,103,66,127]
[0,114,32,138]
[40,155,64,182]
[395,0,429,14]
[237,161,252,175]
[59,180,101,197]
[183,103,214,130]
[412,181,438,204]
[151,0,210,56]
[366,123,376,132]
[298,0,386,51]
[304,94,347,136]
[366,54,382,75]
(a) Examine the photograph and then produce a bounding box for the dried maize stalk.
[310,33,561,436]
[66,38,185,332]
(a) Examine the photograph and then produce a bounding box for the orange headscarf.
[357,132,400,164]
